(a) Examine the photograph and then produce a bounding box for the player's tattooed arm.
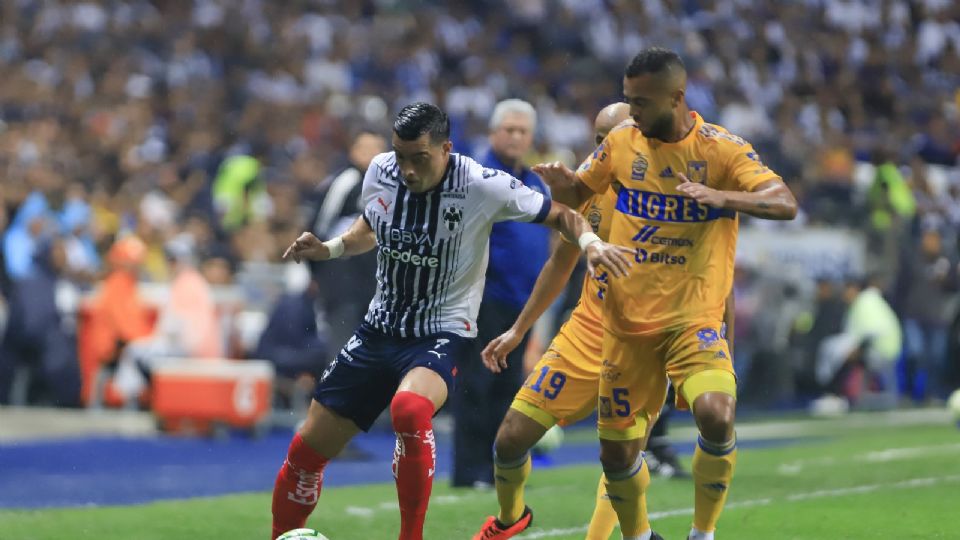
[282,215,377,262]
[676,176,798,220]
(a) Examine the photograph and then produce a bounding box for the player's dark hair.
[393,102,450,143]
[625,47,685,78]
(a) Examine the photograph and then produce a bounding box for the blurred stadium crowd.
[0,0,958,411]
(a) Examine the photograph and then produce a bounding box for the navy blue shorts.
[313,323,472,431]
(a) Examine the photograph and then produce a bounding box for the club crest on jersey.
[687,161,708,184]
[631,154,648,181]
[442,204,464,232]
[598,396,613,418]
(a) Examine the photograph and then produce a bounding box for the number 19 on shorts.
[524,366,567,400]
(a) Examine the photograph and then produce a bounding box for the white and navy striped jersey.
[359,152,551,338]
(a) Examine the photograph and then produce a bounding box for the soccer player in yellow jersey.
[472,103,656,540]
[534,48,797,540]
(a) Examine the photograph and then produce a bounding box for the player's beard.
[643,113,675,141]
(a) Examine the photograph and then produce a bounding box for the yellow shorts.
[511,315,602,429]
[597,323,735,440]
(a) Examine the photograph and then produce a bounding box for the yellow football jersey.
[577,112,780,336]
[571,189,616,329]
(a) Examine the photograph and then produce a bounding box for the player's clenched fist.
[282,232,329,263]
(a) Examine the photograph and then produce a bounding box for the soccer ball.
[947,389,960,426]
[533,425,564,454]
[276,528,330,540]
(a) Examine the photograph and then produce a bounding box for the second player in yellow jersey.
[535,47,798,540]
[472,104,667,540]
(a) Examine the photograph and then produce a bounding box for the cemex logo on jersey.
[632,225,694,247]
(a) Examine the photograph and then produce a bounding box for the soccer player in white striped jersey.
[271,102,632,540]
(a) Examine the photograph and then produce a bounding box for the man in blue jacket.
[453,99,551,487]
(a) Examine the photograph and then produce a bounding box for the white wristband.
[577,232,602,252]
[323,236,345,259]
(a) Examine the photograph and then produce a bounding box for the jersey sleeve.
[360,153,390,226]
[575,138,616,194]
[724,144,782,192]
[477,167,552,223]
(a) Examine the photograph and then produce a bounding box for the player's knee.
[693,392,736,442]
[599,438,641,473]
[493,414,535,461]
[493,432,527,463]
[390,391,434,432]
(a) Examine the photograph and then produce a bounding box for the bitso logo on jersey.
[634,248,686,265]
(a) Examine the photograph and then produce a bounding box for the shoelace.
[481,520,502,538]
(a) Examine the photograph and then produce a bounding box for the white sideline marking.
[864,442,960,462]
[344,506,374,517]
[515,474,960,539]
[340,484,577,519]
[777,443,960,475]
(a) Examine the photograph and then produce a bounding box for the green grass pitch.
[2,418,958,539]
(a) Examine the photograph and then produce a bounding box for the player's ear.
[671,88,684,108]
[441,140,452,154]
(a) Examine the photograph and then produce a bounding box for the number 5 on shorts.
[612,387,630,417]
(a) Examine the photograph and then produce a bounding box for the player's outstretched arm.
[531,161,594,209]
[676,175,798,220]
[481,241,581,373]
[540,202,633,278]
[282,215,377,263]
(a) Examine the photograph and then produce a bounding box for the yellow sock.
[603,455,651,537]
[585,473,619,540]
[494,453,532,525]
[692,435,737,532]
